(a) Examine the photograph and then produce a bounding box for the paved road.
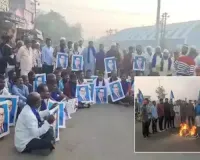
[0,104,134,160]
[135,121,200,152]
[2,105,200,160]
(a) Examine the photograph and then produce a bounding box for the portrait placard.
[56,52,68,69]
[95,87,108,104]
[104,57,117,73]
[133,56,146,71]
[0,101,10,138]
[108,80,125,102]
[71,55,83,71]
[0,95,19,126]
[76,84,91,102]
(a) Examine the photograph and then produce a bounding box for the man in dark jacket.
[141,98,150,138]
[164,98,171,130]
[187,100,195,127]
[169,99,175,128]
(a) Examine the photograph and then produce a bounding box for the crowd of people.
[0,35,137,155]
[140,98,200,138]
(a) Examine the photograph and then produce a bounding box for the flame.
[179,123,197,137]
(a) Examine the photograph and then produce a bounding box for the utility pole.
[155,0,161,46]
[33,0,39,29]
[160,12,169,49]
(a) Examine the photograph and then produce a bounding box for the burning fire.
[179,123,197,137]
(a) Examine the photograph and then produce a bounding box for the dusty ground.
[135,121,200,152]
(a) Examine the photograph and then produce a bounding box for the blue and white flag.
[138,89,144,105]
[170,90,174,100]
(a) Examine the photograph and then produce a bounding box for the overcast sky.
[38,0,200,39]
[135,77,200,100]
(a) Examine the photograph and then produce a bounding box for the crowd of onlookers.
[139,98,200,138]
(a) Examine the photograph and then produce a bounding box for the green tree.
[35,10,82,44]
[155,86,167,100]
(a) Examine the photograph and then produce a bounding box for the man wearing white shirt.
[17,39,33,76]
[78,40,84,54]
[15,92,56,155]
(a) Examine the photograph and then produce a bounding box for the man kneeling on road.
[15,92,57,155]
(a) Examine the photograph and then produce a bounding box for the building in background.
[99,20,200,51]
[9,0,35,29]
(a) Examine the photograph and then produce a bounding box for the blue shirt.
[12,85,29,102]
[42,46,54,65]
[151,105,158,119]
[195,104,200,116]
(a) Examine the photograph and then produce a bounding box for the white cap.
[60,37,66,41]
[163,49,169,53]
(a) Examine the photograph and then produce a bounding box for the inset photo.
[134,76,200,153]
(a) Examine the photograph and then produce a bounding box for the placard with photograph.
[0,101,10,138]
[95,87,108,104]
[47,99,60,141]
[108,80,125,102]
[71,55,83,71]
[104,57,117,73]
[0,95,18,126]
[56,52,68,69]
[34,73,46,91]
[76,84,91,102]
[133,56,146,71]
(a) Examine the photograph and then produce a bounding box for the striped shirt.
[174,56,195,76]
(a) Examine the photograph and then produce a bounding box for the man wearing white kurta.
[17,39,33,76]
[15,92,55,154]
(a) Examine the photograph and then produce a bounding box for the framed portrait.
[34,73,46,91]
[104,57,117,73]
[47,99,60,141]
[71,55,83,71]
[0,95,18,126]
[133,56,146,71]
[91,75,98,81]
[0,101,10,138]
[95,87,108,104]
[108,80,125,102]
[89,83,95,102]
[58,102,65,128]
[76,84,91,102]
[56,52,68,69]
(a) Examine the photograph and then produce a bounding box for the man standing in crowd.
[54,38,67,58]
[151,101,158,133]
[78,39,84,54]
[144,46,153,76]
[106,43,121,74]
[180,100,187,123]
[122,46,133,76]
[157,99,164,131]
[187,100,195,127]
[164,98,171,130]
[134,45,145,76]
[169,99,175,128]
[175,45,197,76]
[195,100,200,138]
[82,41,96,75]
[67,41,73,57]
[151,46,163,74]
[17,38,33,76]
[95,44,105,74]
[42,38,54,74]
[141,98,150,138]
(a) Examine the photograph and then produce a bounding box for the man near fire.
[195,100,200,138]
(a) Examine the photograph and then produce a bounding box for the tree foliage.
[35,10,82,44]
[155,86,167,100]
